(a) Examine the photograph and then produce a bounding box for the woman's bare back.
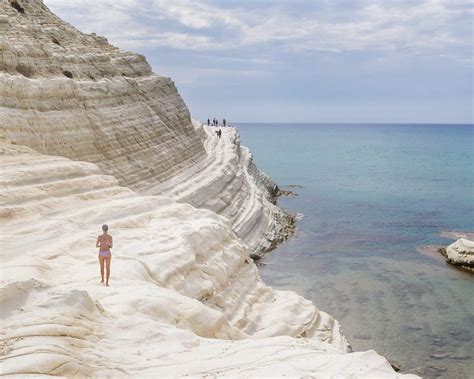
[96,234,113,251]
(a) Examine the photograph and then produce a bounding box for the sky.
[44,0,473,124]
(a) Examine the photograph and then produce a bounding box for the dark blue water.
[236,123,474,378]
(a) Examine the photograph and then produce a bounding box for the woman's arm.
[96,236,100,248]
[109,236,113,249]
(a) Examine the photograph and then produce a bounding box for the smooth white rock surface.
[0,142,417,377]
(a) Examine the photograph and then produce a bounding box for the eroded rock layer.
[0,0,290,255]
[155,122,294,254]
[0,142,415,377]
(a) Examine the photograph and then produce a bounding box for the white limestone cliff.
[0,0,417,377]
[156,121,293,254]
[0,0,290,256]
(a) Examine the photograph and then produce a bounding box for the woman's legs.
[105,255,111,285]
[99,255,105,283]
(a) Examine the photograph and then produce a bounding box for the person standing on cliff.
[223,118,226,127]
[207,118,210,126]
[96,224,113,286]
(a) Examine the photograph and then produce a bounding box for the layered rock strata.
[0,0,290,256]
[0,142,416,377]
[155,121,294,254]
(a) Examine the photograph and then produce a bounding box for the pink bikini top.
[98,235,112,251]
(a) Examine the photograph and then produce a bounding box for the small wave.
[294,213,304,220]
[416,245,446,262]
[439,231,474,241]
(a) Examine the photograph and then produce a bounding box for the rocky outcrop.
[0,0,290,256]
[443,238,474,272]
[155,121,294,254]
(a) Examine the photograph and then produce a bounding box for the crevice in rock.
[16,63,33,78]
[63,70,73,78]
[52,37,61,46]
[10,1,25,14]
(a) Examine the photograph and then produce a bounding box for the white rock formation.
[445,238,474,270]
[0,1,418,377]
[0,142,417,377]
[0,0,290,256]
[156,121,292,253]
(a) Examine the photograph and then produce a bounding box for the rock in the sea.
[389,359,402,372]
[445,238,474,271]
[437,247,448,257]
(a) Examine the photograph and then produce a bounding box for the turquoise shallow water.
[235,123,474,378]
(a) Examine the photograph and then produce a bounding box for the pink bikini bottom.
[99,250,111,257]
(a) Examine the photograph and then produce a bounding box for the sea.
[235,123,473,378]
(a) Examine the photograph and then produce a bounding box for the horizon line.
[217,121,474,126]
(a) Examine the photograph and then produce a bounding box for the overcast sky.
[44,0,473,123]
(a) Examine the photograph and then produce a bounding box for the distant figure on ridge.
[96,224,113,286]
[207,118,210,126]
[223,118,226,127]
[218,129,222,138]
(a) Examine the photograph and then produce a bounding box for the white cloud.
[149,0,243,29]
[44,0,472,59]
[152,65,268,85]
[116,32,220,51]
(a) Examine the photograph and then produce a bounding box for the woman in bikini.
[96,224,113,286]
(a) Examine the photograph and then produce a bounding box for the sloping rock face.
[0,0,290,255]
[156,122,294,254]
[0,141,417,377]
[0,0,202,184]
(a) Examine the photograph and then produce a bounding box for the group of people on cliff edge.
[208,118,227,127]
